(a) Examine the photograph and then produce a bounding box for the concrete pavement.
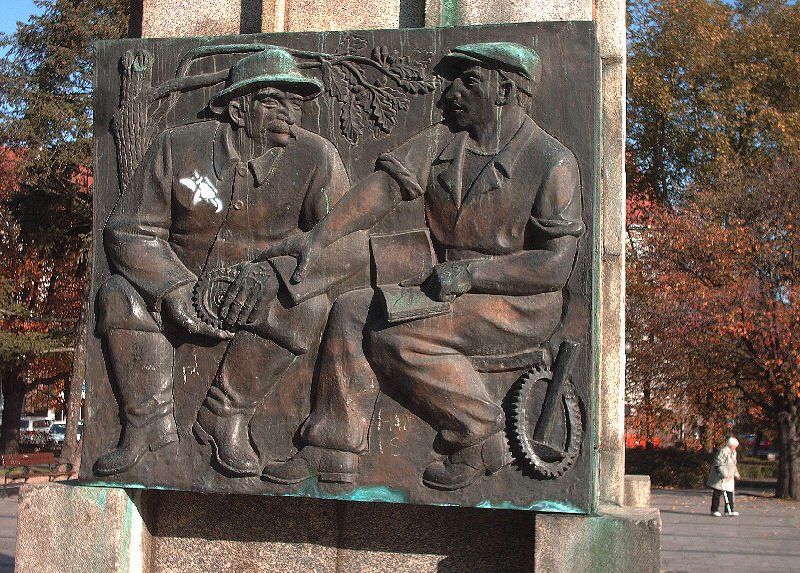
[653,486,800,573]
[0,490,16,573]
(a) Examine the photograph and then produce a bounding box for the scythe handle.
[532,340,580,442]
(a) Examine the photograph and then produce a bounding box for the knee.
[96,275,161,334]
[366,326,414,372]
[326,289,373,337]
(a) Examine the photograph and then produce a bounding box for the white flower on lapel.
[180,171,224,213]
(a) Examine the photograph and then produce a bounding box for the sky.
[0,0,41,38]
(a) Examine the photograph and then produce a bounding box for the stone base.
[16,483,660,572]
[534,505,661,573]
[624,474,652,507]
[16,482,148,573]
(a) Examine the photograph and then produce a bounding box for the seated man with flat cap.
[261,42,585,490]
[95,48,361,477]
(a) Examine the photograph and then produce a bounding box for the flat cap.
[438,42,541,85]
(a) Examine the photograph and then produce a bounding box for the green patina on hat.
[210,47,322,112]
[438,42,542,85]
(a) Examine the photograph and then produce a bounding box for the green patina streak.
[441,0,458,27]
[321,187,331,214]
[291,480,408,504]
[119,497,134,573]
[475,499,586,513]
[577,518,626,572]
[80,487,109,512]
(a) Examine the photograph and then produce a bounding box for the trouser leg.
[724,491,734,512]
[94,275,178,476]
[300,288,379,455]
[195,329,296,476]
[262,289,375,484]
[367,320,503,453]
[711,489,722,512]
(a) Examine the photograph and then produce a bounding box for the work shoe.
[94,415,178,476]
[193,406,260,477]
[711,511,722,517]
[422,431,512,491]
[262,446,358,484]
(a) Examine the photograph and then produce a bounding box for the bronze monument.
[83,22,599,511]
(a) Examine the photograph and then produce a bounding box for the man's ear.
[228,97,246,127]
[495,79,515,106]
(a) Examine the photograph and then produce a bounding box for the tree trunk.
[0,364,24,454]
[60,256,91,466]
[775,400,800,500]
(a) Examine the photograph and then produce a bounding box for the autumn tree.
[627,0,800,498]
[0,0,128,457]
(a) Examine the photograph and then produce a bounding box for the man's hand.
[162,283,232,339]
[423,261,473,302]
[218,262,280,329]
[256,229,322,284]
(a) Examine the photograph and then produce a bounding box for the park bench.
[0,452,75,492]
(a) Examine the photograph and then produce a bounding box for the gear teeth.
[193,265,242,329]
[508,363,583,480]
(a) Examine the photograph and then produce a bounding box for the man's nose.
[444,82,463,101]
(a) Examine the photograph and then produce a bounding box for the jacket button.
[232,199,244,210]
[237,165,247,177]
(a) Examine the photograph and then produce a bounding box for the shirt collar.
[212,121,285,185]
[434,115,535,178]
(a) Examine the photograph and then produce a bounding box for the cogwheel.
[192,265,242,328]
[509,364,583,480]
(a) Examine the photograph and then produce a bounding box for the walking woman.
[707,436,741,516]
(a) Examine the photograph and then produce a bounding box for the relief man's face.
[440,65,499,132]
[233,87,304,148]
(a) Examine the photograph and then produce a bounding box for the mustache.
[263,120,296,136]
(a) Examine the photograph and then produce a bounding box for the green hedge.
[625,449,778,488]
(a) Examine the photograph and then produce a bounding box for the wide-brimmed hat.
[209,47,323,113]
[436,42,541,91]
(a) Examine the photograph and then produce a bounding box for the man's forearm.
[467,237,578,296]
[315,170,404,247]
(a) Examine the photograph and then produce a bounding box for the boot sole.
[193,422,260,477]
[94,433,178,476]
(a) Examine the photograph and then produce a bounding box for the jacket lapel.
[460,117,535,208]
[433,131,467,206]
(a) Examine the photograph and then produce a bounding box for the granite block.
[534,505,661,573]
[140,0,241,37]
[148,492,339,572]
[337,501,536,572]
[15,483,149,573]
[624,474,652,508]
[425,0,593,26]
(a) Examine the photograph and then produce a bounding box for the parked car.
[47,422,83,449]
[48,423,67,447]
[19,417,54,448]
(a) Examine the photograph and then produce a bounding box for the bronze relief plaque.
[82,21,600,512]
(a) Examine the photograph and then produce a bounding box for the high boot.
[422,431,512,491]
[193,384,260,477]
[94,331,178,476]
[193,331,296,477]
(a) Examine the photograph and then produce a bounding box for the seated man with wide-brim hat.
[95,47,364,478]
